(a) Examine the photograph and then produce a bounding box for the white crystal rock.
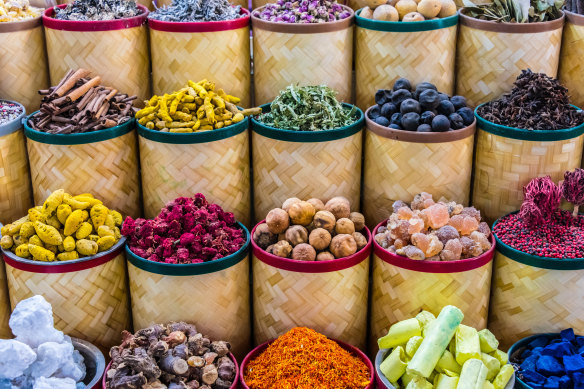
[9,296,64,349]
[0,340,36,379]
[33,376,76,389]
[27,342,74,378]
[53,348,85,382]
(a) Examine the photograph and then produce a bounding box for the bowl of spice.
[147,0,251,106]
[241,327,374,389]
[362,78,476,227]
[489,173,584,349]
[121,193,252,359]
[0,189,130,352]
[135,80,257,225]
[559,3,584,110]
[42,0,150,105]
[456,0,564,106]
[472,69,584,224]
[24,69,141,218]
[251,84,364,221]
[251,196,371,348]
[251,0,354,105]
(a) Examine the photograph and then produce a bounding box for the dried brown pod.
[349,212,365,231]
[266,208,290,234]
[325,196,351,220]
[309,228,332,250]
[253,223,277,249]
[330,234,357,258]
[272,240,293,258]
[335,218,355,235]
[285,225,308,246]
[316,251,335,261]
[307,198,325,212]
[292,243,317,261]
[313,210,336,232]
[352,232,367,251]
[288,201,316,226]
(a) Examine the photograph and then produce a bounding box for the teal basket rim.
[493,211,584,270]
[475,104,584,141]
[355,8,458,32]
[137,116,248,144]
[0,100,25,137]
[125,222,250,276]
[24,112,135,145]
[251,103,364,143]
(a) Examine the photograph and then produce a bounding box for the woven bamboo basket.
[126,223,251,360]
[362,108,475,228]
[472,107,584,224]
[149,9,251,107]
[43,5,150,106]
[456,11,564,107]
[2,239,130,352]
[0,102,33,226]
[0,18,49,113]
[24,117,141,218]
[355,13,458,110]
[370,220,495,353]
[489,215,584,350]
[252,7,354,105]
[138,119,251,226]
[251,104,363,222]
[559,11,584,110]
[251,221,372,350]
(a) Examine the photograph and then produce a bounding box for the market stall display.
[104,322,238,389]
[489,173,584,348]
[362,80,475,226]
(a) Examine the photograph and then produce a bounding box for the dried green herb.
[462,0,563,22]
[257,85,357,131]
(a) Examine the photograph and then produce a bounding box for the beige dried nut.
[272,240,292,258]
[349,212,365,231]
[352,232,368,251]
[335,218,355,235]
[292,243,316,261]
[266,208,290,234]
[307,198,325,212]
[253,223,277,249]
[282,197,301,212]
[313,210,336,233]
[288,201,316,226]
[285,225,308,246]
[316,251,335,261]
[325,196,351,220]
[330,234,357,258]
[309,228,332,251]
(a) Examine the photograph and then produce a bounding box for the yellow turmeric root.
[33,221,63,246]
[28,244,55,262]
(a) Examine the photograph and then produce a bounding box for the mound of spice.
[463,0,563,22]
[28,69,137,134]
[106,322,236,389]
[254,196,367,261]
[150,0,242,22]
[0,0,41,22]
[54,0,142,20]
[254,0,351,23]
[136,80,258,132]
[375,193,491,261]
[494,170,584,259]
[122,193,246,264]
[477,70,584,131]
[0,100,23,126]
[243,327,370,389]
[257,85,357,131]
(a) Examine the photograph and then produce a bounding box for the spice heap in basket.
[256,85,357,130]
[28,69,137,134]
[0,100,23,125]
[360,0,455,22]
[0,296,86,388]
[375,193,491,261]
[136,80,258,132]
[494,171,584,259]
[150,0,243,22]
[254,196,367,261]
[122,193,246,264]
[368,78,474,133]
[105,322,236,389]
[463,0,562,22]
[53,0,142,20]
[0,0,41,22]
[477,70,584,131]
[243,327,370,389]
[0,189,123,261]
[510,329,584,389]
[254,0,351,23]
[378,306,513,389]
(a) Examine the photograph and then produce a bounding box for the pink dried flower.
[561,168,584,217]
[520,176,561,227]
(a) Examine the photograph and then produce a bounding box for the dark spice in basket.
[0,100,23,126]
[149,0,242,22]
[477,70,584,131]
[54,0,141,21]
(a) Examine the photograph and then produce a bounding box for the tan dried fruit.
[285,225,308,246]
[330,234,357,258]
[292,243,316,261]
[288,201,316,226]
[325,196,351,220]
[266,208,290,234]
[335,218,356,235]
[309,228,332,251]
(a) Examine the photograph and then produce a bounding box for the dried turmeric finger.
[215,122,225,129]
[72,195,102,207]
[63,236,76,251]
[217,88,241,104]
[87,234,100,242]
[97,236,116,252]
[169,91,184,115]
[28,244,55,262]
[138,113,156,125]
[204,96,215,123]
[45,215,61,230]
[146,121,155,130]
[41,189,64,218]
[172,111,192,122]
[188,80,207,97]
[232,113,245,123]
[13,235,28,247]
[56,204,72,225]
[63,193,91,210]
[75,222,93,240]
[15,244,30,258]
[76,239,98,256]
[109,210,123,226]
[33,221,63,246]
[19,222,35,238]
[64,210,84,236]
[0,235,13,250]
[57,251,79,261]
[136,105,159,119]
[29,235,43,247]
[169,128,194,133]
[90,204,109,230]
[241,107,262,116]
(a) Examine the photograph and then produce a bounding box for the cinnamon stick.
[66,76,101,102]
[52,69,90,97]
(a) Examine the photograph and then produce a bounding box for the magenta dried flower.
[561,168,584,217]
[520,176,561,227]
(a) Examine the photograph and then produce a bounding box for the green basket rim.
[251,103,364,142]
[137,116,249,144]
[355,8,458,32]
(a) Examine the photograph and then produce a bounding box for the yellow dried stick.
[63,236,76,252]
[90,204,109,230]
[57,251,79,261]
[64,210,85,236]
[33,221,63,246]
[75,222,93,240]
[28,244,55,262]
[15,244,30,258]
[41,189,64,218]
[97,236,116,252]
[56,204,72,225]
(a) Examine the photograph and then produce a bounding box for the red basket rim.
[43,4,148,31]
[148,7,250,32]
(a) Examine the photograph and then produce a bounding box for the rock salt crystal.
[0,340,36,379]
[9,296,64,349]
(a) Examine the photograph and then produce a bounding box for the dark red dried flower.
[520,176,561,227]
[561,168,584,217]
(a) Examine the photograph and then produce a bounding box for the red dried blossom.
[520,176,561,228]
[561,168,584,217]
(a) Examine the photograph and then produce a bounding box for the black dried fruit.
[375,116,390,127]
[389,124,401,130]
[419,89,440,110]
[450,95,467,110]
[375,89,391,105]
[438,93,450,102]
[401,112,420,131]
[457,107,474,126]
[417,124,432,132]
[420,111,436,125]
[391,89,412,108]
[432,114,450,132]
[369,105,381,120]
[381,102,397,119]
[414,82,437,99]
[391,113,403,126]
[393,78,412,92]
[400,99,421,114]
[437,100,455,115]
[449,113,465,129]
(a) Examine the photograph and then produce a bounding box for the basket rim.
[24,113,135,145]
[251,103,364,143]
[372,219,496,273]
[474,105,584,141]
[72,337,106,389]
[355,9,458,32]
[126,221,250,276]
[42,4,148,32]
[0,100,26,137]
[458,9,565,33]
[0,14,41,32]
[239,337,374,389]
[137,116,248,144]
[364,106,476,143]
[564,9,584,25]
[493,211,584,270]
[251,4,354,33]
[251,220,372,273]
[148,7,250,32]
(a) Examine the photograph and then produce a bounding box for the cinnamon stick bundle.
[29,69,138,134]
